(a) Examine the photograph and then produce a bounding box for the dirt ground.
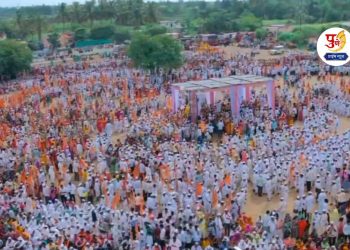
[219,44,311,60]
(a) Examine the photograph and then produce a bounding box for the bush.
[278,32,295,42]
[255,28,268,40]
[238,11,262,31]
[114,30,131,44]
[90,25,115,40]
[74,28,89,41]
[0,40,32,79]
[278,31,307,47]
[27,40,44,51]
[143,24,167,36]
[128,33,183,70]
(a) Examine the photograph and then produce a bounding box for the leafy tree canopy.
[0,40,32,79]
[74,28,89,41]
[142,24,167,36]
[238,11,262,31]
[255,28,269,40]
[47,32,61,50]
[90,25,115,40]
[128,33,183,71]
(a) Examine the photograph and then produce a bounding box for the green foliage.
[1,0,350,43]
[114,29,131,44]
[27,40,44,51]
[90,25,115,40]
[47,33,61,50]
[255,28,269,40]
[278,31,307,47]
[128,33,183,71]
[203,11,237,34]
[29,15,46,41]
[278,32,295,42]
[0,21,19,39]
[262,19,294,26]
[144,2,158,23]
[0,40,32,79]
[74,28,89,41]
[184,18,205,35]
[278,22,341,48]
[238,11,262,31]
[142,24,167,36]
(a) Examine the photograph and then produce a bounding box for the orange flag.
[133,165,140,179]
[123,79,129,102]
[224,175,231,185]
[212,190,218,208]
[166,96,173,111]
[111,191,121,209]
[196,183,203,197]
[0,99,5,108]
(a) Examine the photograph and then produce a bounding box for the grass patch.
[262,19,293,26]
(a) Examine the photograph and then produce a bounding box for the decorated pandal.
[171,74,275,121]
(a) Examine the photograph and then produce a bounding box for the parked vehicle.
[269,45,285,55]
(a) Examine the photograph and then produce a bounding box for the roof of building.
[171,75,273,91]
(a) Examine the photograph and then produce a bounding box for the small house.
[160,20,183,33]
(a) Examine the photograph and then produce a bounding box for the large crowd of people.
[0,46,350,250]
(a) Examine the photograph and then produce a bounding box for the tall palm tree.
[15,9,25,38]
[15,9,23,29]
[58,3,68,30]
[133,0,144,26]
[33,15,45,41]
[72,2,82,24]
[114,0,129,25]
[26,15,46,42]
[97,0,111,19]
[84,0,96,28]
[145,2,158,23]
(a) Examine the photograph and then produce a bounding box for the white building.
[160,20,183,33]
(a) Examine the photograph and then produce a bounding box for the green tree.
[145,2,158,23]
[84,0,96,28]
[71,2,82,24]
[278,31,307,47]
[143,24,167,36]
[15,10,27,39]
[96,0,115,20]
[90,25,115,39]
[30,15,46,41]
[74,28,89,41]
[0,40,32,79]
[27,40,44,51]
[58,3,68,29]
[0,21,19,39]
[130,0,144,27]
[128,33,182,71]
[114,28,131,44]
[238,11,262,31]
[255,28,268,40]
[47,33,61,50]
[202,11,237,34]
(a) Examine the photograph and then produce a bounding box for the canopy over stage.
[171,75,275,121]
